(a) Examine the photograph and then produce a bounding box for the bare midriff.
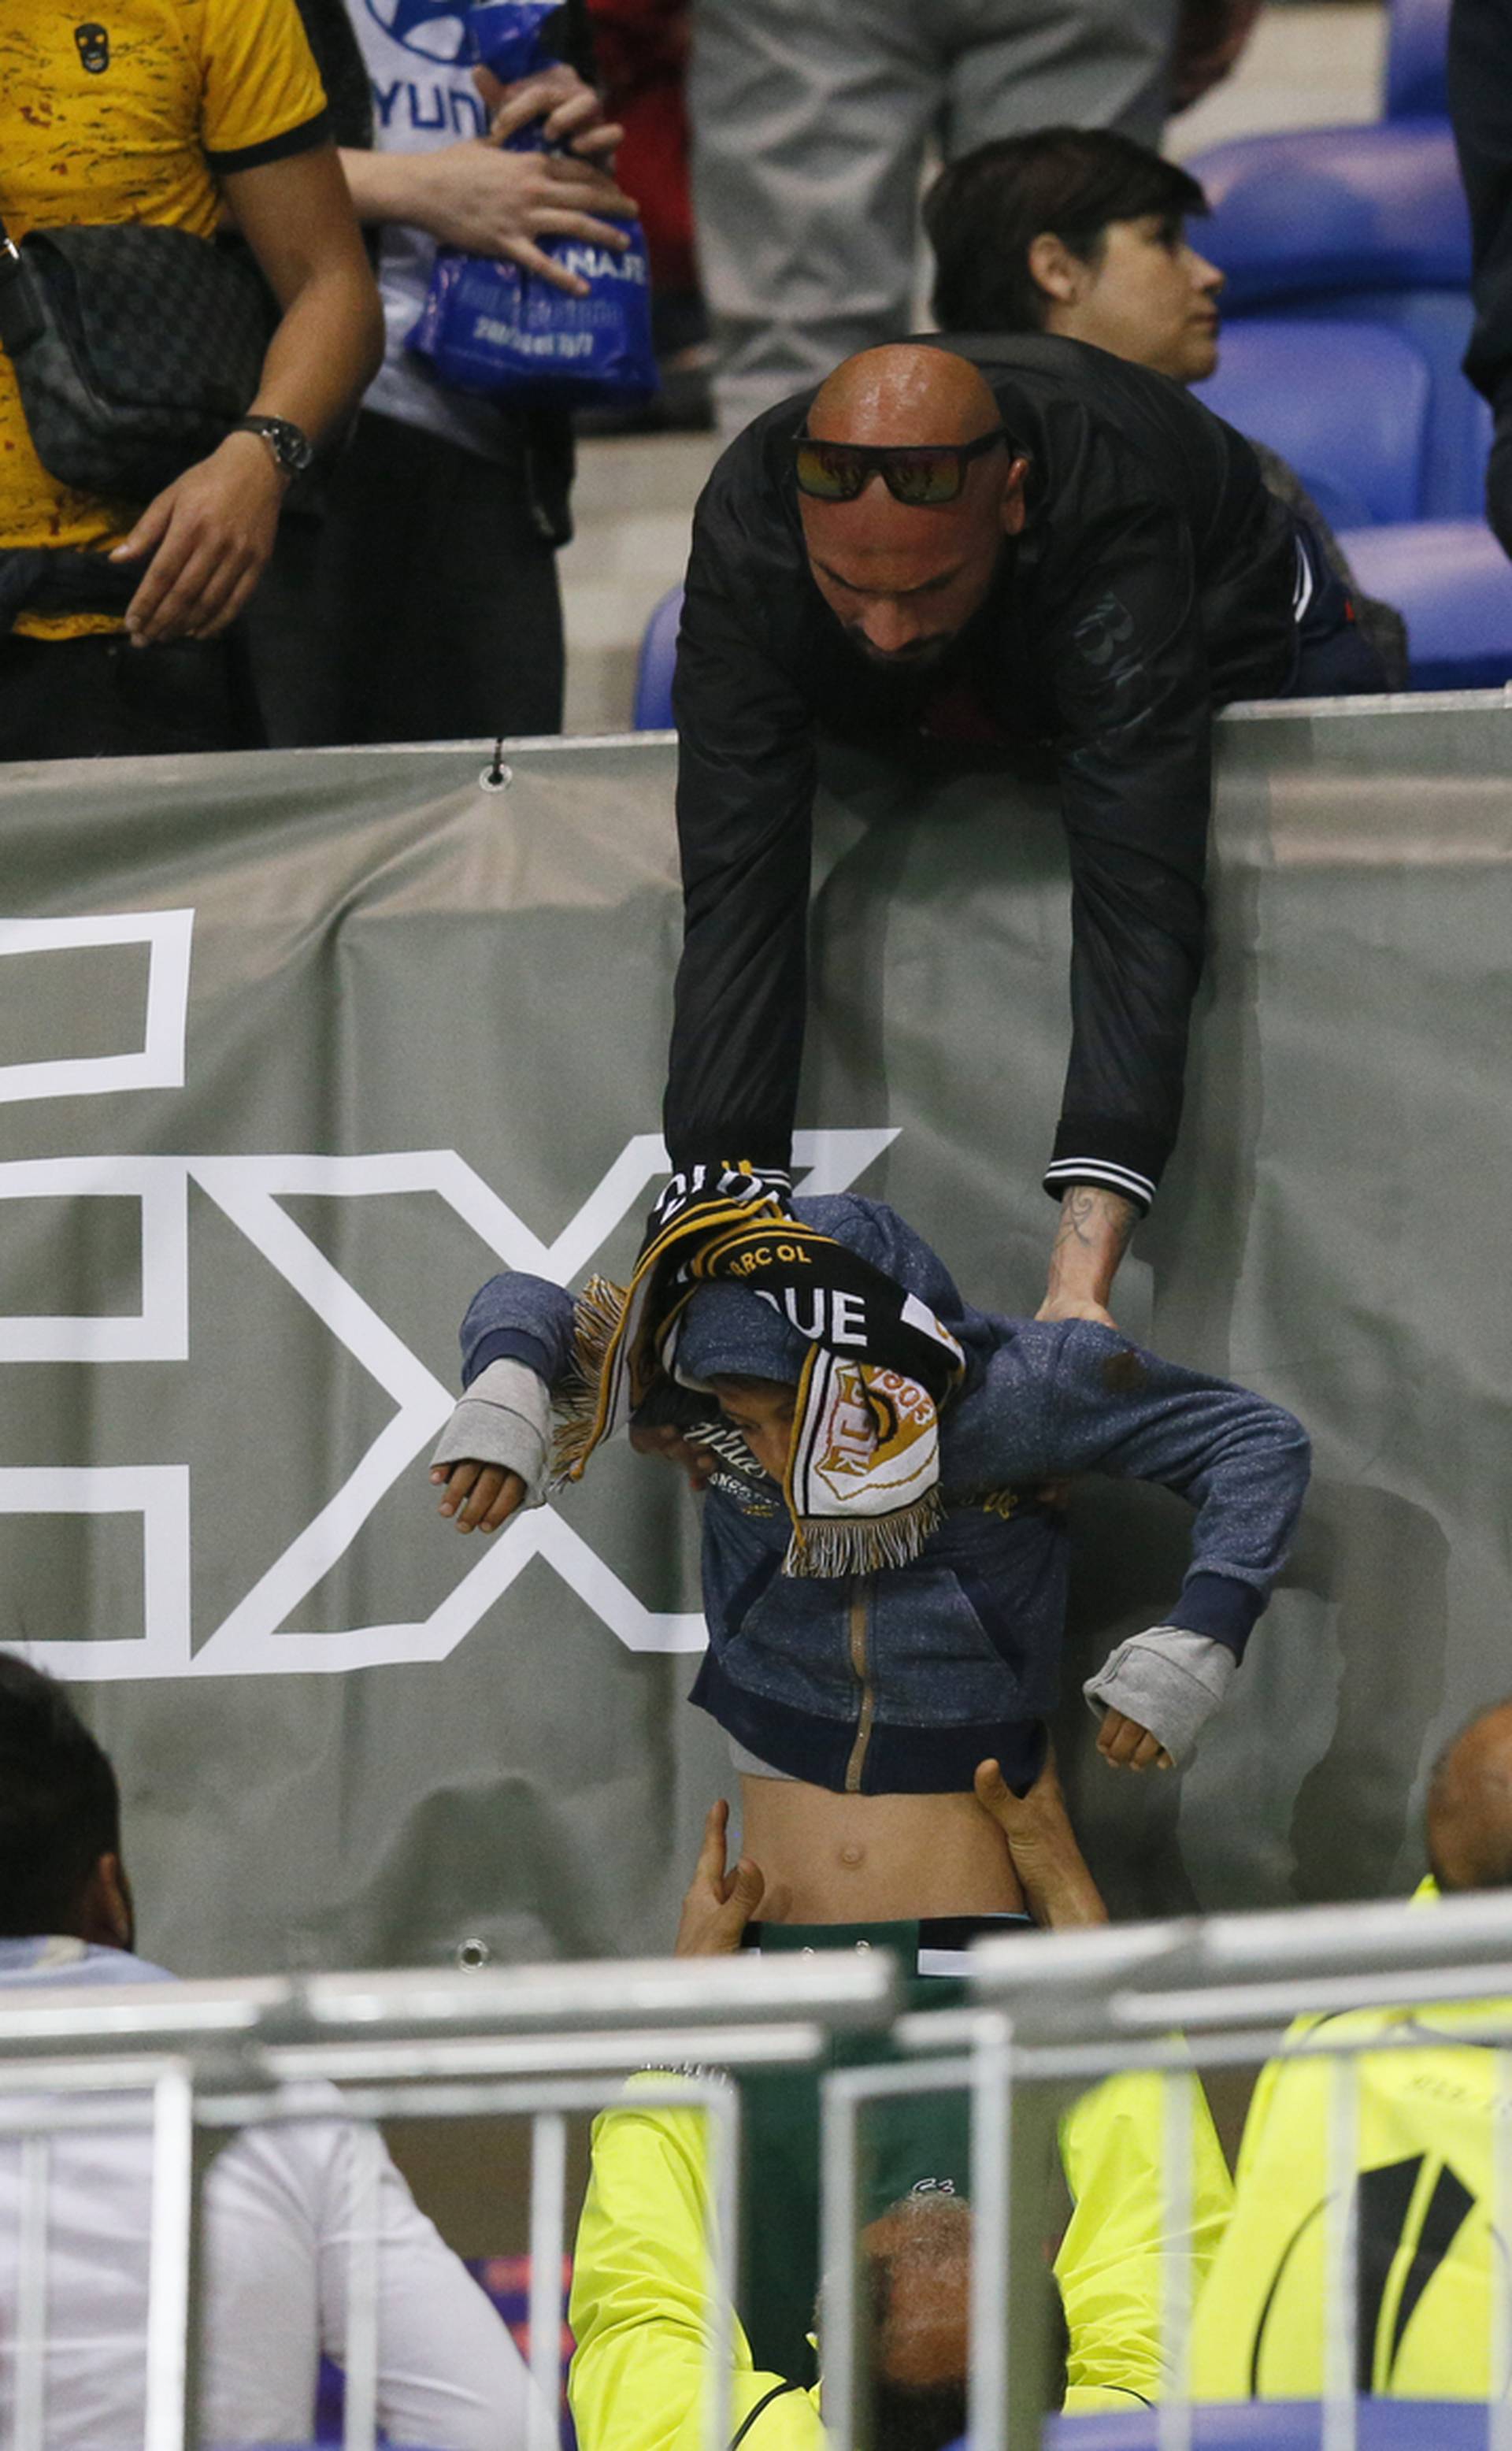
[739,1775,1026,1924]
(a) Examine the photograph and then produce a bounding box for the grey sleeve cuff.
[1083,1626,1237,1766]
[429,1359,552,1508]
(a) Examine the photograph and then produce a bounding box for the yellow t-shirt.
[0,0,328,637]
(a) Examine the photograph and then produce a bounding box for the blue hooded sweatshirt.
[457,1195,1310,1794]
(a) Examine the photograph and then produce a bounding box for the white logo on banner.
[2,937,896,1679]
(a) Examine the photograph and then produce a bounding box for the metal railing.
[9,1898,1512,2451]
[817,1889,1512,2451]
[0,1951,895,2451]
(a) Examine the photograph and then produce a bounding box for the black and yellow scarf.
[556,1165,964,1577]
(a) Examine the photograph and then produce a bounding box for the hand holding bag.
[0,208,272,502]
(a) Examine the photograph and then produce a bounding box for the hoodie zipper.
[843,1575,876,1793]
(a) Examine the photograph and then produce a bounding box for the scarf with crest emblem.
[554,1163,964,1576]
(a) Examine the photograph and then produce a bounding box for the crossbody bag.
[0,207,272,502]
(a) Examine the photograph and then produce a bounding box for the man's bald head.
[798,346,1028,669]
[808,343,1004,449]
[1427,1700,1512,1892]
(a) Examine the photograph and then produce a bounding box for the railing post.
[528,2111,568,2451]
[144,2062,196,2451]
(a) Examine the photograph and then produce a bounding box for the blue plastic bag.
[406,0,657,410]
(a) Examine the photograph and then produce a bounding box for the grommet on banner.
[481,739,512,792]
[454,1936,493,1969]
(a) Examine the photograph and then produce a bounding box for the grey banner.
[1,701,1507,1972]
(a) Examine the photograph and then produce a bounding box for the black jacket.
[665,333,1299,1210]
[1450,0,1512,411]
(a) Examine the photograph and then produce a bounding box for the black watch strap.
[231,414,314,476]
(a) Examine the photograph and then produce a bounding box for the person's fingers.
[477,1470,527,1532]
[436,1460,481,1516]
[501,234,590,294]
[472,62,506,112]
[685,1448,717,1493]
[726,1856,765,1923]
[110,489,176,568]
[129,538,231,643]
[542,89,611,140]
[175,551,253,641]
[192,558,264,640]
[973,1756,1012,1821]
[1126,1728,1166,1771]
[525,209,632,254]
[536,154,636,213]
[562,117,625,161]
[486,72,565,139]
[1098,1709,1147,1767]
[695,1798,730,1889]
[455,1465,508,1531]
[629,1422,678,1455]
[122,524,198,639]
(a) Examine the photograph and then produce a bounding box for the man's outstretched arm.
[665,530,818,1173]
[568,1814,820,2451]
[974,1755,1233,2410]
[1039,500,1215,1312]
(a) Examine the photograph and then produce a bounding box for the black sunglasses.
[791,427,1010,506]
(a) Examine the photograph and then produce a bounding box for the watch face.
[272,420,314,474]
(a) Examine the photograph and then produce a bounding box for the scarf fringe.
[550,1272,629,1485]
[783,1485,947,1580]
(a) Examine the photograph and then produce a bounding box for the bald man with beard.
[664,337,1383,1326]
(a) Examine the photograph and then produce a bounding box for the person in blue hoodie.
[431,1190,1309,1814]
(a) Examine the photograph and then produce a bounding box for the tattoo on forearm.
[1052,1188,1138,1259]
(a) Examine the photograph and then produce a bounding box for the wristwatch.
[230,415,315,478]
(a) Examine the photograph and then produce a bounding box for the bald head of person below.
[795,345,1031,669]
[1427,1700,1512,1892]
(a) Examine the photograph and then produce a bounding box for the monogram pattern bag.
[0,212,272,502]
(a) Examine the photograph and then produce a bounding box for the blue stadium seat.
[1384,0,1449,120]
[1195,321,1432,529]
[634,584,684,729]
[1189,123,1469,306]
[1336,517,1512,688]
[1187,123,1486,517]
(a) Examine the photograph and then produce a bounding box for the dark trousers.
[0,631,261,762]
[247,409,566,747]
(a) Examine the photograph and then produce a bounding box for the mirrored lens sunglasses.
[791,427,1010,506]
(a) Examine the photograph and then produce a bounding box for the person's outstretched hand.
[974,1748,1107,1929]
[675,1800,766,1955]
[431,1458,527,1533]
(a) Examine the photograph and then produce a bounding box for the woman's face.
[1048,213,1225,385]
[709,1377,799,1485]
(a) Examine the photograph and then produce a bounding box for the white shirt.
[0,1939,536,2449]
[346,1,519,460]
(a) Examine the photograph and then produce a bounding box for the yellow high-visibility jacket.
[568,2068,1233,2451]
[1191,1885,1510,2401]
